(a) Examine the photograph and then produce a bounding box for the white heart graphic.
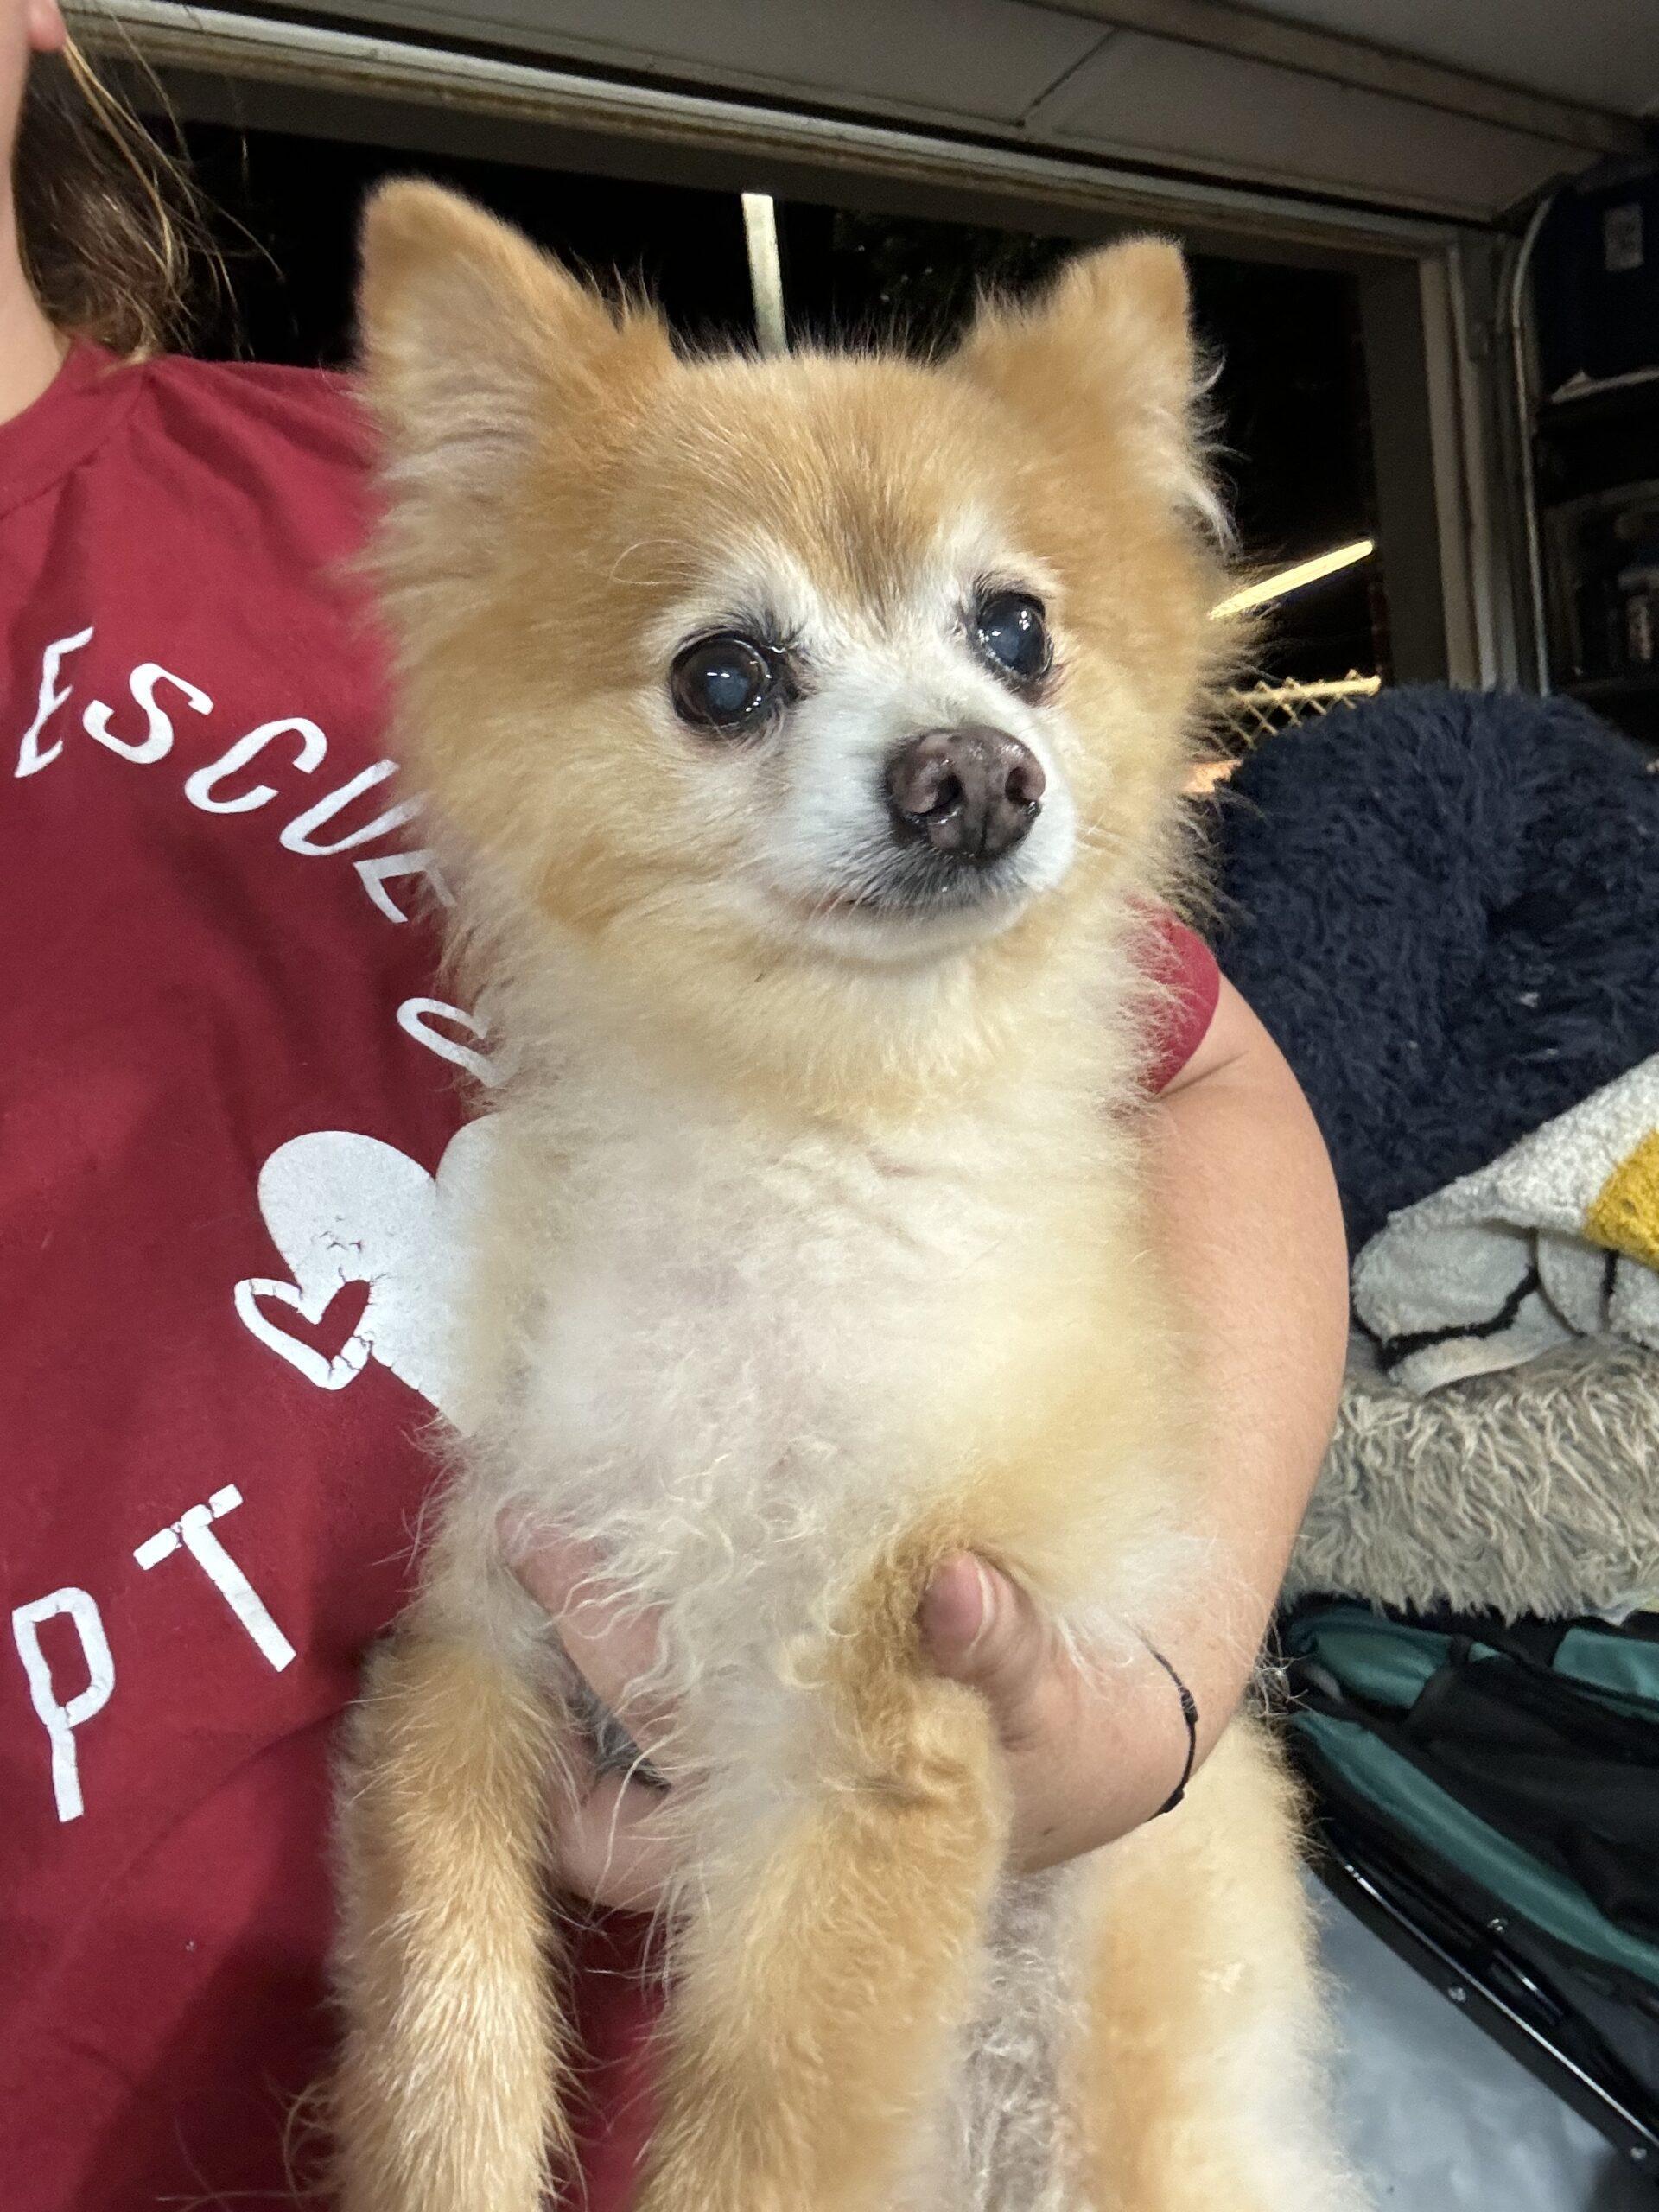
[232,1274,373,1392]
[232,1122,494,1427]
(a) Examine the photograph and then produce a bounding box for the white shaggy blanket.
[1351,1056,1659,1395]
[1288,1338,1659,1622]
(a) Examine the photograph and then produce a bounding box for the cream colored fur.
[330,181,1359,2212]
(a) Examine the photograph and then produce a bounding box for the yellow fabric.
[1586,1128,1659,1272]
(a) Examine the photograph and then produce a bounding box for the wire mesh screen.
[1186,672,1382,792]
[1217,672,1382,748]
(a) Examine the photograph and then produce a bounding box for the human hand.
[512,1537,1199,1910]
[918,1553,1197,1872]
[511,1535,683,1910]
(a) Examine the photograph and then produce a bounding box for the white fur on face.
[645,527,1080,966]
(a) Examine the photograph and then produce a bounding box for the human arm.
[920,970,1350,1867]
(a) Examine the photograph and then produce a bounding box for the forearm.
[1142,990,1350,1758]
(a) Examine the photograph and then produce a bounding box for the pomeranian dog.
[334,181,1354,2212]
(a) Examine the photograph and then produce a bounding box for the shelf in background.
[1538,475,1659,524]
[1563,671,1659,702]
[1544,365,1659,414]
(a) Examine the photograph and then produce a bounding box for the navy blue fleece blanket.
[1208,684,1659,1253]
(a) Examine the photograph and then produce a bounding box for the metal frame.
[70,0,1466,257]
[69,0,1527,690]
[1354,240,1524,689]
[1312,1815,1659,2177]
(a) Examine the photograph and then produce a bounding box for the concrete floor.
[1317,1883,1656,2208]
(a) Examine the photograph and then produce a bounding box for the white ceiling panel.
[1037,30,1587,218]
[1244,0,1659,119]
[264,0,1106,129]
[166,0,1644,224]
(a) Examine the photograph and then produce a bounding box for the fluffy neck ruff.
[455,857,1149,1143]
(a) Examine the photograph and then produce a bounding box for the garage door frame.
[71,0,1537,686]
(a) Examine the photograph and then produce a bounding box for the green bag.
[1284,1600,1659,2005]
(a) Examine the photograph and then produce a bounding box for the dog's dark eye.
[974,591,1051,687]
[669,633,785,734]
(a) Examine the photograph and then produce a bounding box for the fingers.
[916,1553,996,1666]
[922,1554,1205,1867]
[556,1771,681,1913]
[918,1553,1058,1750]
[522,1531,1157,1900]
[508,1522,687,1910]
[507,1524,677,1764]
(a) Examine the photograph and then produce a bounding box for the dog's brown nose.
[886,726,1046,864]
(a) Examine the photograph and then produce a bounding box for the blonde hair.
[15,35,215,357]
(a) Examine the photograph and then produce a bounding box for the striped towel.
[1352,1056,1659,1394]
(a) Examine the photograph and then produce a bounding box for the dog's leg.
[1075,1718,1363,2212]
[331,1618,570,2212]
[635,1568,1011,2212]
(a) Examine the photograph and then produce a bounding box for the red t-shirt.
[0,343,1219,2211]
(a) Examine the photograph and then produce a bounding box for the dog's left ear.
[956,240,1219,536]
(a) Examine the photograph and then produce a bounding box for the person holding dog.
[0,9,1349,2207]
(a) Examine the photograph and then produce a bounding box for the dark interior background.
[183,122,1382,685]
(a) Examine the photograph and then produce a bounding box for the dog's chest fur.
[469,1029,1122,1668]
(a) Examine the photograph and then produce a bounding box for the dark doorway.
[183,120,1382,685]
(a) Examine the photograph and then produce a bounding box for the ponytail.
[15,36,214,358]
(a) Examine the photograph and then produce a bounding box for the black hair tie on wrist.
[1141,1639,1198,1818]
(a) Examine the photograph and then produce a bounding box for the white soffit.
[1029,31,1592,214]
[232,0,1113,132]
[1245,0,1659,121]
[86,0,1651,224]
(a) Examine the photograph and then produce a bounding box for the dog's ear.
[956,239,1221,537]
[356,181,671,550]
